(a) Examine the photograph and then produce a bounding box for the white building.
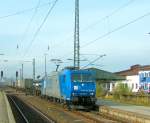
[123,75,139,92]
[115,65,150,93]
[109,76,139,93]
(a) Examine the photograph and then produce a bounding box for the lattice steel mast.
[74,0,80,69]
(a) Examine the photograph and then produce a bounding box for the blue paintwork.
[139,72,150,93]
[71,82,96,96]
[59,69,96,101]
[59,70,72,100]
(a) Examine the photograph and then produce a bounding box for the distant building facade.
[115,64,150,93]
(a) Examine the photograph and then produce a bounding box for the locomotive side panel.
[59,70,72,101]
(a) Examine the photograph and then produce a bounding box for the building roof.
[88,68,125,81]
[115,64,150,76]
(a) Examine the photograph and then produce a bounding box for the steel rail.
[27,103,55,123]
[8,95,29,123]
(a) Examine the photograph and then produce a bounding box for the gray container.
[45,71,61,99]
[24,79,33,89]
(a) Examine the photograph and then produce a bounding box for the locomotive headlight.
[74,86,78,90]
[90,93,94,95]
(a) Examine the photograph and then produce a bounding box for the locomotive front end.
[71,70,96,106]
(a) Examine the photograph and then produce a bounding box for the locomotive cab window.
[71,73,93,82]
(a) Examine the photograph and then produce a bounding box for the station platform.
[0,91,15,123]
[97,99,150,123]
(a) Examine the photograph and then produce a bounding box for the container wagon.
[24,78,34,95]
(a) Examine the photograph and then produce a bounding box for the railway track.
[73,110,118,123]
[7,92,119,123]
[45,99,118,123]
[7,95,55,123]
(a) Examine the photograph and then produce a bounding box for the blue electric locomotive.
[59,68,96,107]
[41,67,96,108]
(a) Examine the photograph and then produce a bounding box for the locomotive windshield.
[72,73,93,82]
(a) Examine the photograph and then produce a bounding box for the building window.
[141,73,144,78]
[125,83,128,88]
[147,73,149,77]
[107,83,110,90]
[145,73,146,77]
[136,83,138,89]
[144,83,148,90]
[132,83,134,89]
[145,73,147,77]
[112,83,115,88]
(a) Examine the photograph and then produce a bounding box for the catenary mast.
[74,0,80,69]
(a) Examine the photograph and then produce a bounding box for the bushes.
[113,83,132,100]
[96,82,132,98]
[111,83,150,105]
[96,83,107,97]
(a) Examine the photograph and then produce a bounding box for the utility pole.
[19,68,21,84]
[16,71,18,87]
[21,64,23,83]
[74,0,80,69]
[33,58,35,80]
[1,71,3,80]
[44,54,47,77]
[18,68,22,88]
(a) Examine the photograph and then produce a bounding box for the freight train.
[40,67,96,109]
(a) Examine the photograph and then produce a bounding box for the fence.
[111,94,150,106]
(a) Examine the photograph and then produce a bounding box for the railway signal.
[48,45,50,51]
[16,71,18,78]
[17,44,19,49]
[1,71,3,78]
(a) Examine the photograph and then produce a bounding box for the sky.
[0,0,150,78]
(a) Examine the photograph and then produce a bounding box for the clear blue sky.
[0,0,150,78]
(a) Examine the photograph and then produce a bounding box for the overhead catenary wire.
[82,11,150,48]
[53,0,136,60]
[0,1,53,20]
[52,0,135,49]
[59,11,150,62]
[82,54,106,69]
[32,0,135,64]
[23,0,59,57]
[17,0,41,50]
[81,0,135,33]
